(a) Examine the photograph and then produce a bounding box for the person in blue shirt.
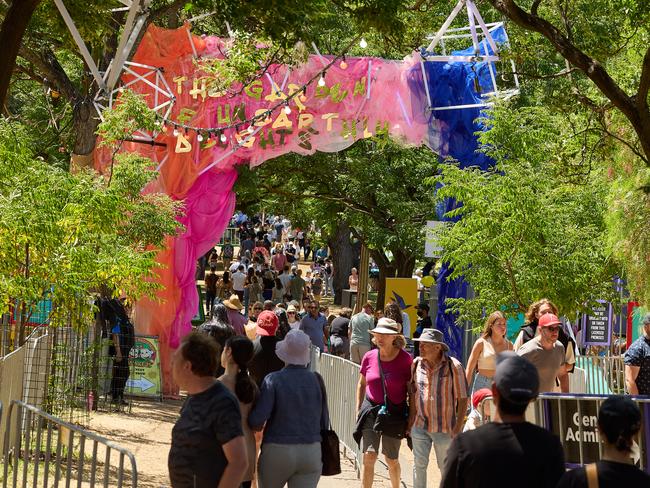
[299,300,328,351]
[249,330,330,488]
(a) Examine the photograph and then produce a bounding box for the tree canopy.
[3,0,650,314]
[0,119,181,330]
[434,103,617,323]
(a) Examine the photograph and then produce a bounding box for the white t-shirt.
[231,271,246,291]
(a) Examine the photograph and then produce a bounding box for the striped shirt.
[412,355,468,434]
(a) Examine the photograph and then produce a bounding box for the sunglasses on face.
[544,326,560,333]
[287,311,296,314]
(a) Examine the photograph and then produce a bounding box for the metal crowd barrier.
[218,227,241,248]
[533,393,650,472]
[574,355,626,395]
[1,400,138,488]
[309,347,362,475]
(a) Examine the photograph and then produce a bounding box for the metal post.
[354,244,370,314]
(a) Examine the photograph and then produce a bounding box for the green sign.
[126,335,162,398]
[631,305,648,343]
[192,284,205,325]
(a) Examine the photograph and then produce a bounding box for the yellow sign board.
[126,335,162,399]
[384,278,419,338]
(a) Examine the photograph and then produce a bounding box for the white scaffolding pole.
[52,0,105,90]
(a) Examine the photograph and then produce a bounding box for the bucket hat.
[275,329,311,366]
[370,317,401,335]
[412,328,449,351]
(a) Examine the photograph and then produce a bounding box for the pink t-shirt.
[226,309,246,336]
[272,253,287,271]
[360,349,413,405]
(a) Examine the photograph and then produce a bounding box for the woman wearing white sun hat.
[353,318,413,488]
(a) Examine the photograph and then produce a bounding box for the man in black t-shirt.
[440,352,565,488]
[329,308,352,359]
[169,332,247,488]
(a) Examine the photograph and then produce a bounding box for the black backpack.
[107,299,135,353]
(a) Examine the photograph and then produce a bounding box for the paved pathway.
[88,400,443,487]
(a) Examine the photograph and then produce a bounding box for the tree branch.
[512,67,578,80]
[259,182,389,223]
[489,0,650,162]
[19,46,79,102]
[638,45,650,113]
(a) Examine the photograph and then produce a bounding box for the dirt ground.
[88,398,442,488]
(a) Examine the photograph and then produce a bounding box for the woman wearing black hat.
[557,395,650,487]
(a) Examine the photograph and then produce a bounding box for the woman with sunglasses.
[286,304,300,330]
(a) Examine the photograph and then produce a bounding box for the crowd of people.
[201,216,339,320]
[168,286,650,488]
[168,213,650,487]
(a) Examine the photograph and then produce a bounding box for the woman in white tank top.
[465,311,513,394]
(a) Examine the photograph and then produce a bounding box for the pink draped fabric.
[96,24,434,393]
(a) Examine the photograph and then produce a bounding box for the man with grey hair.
[624,312,650,395]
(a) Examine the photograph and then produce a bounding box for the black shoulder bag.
[373,350,408,439]
[315,372,341,476]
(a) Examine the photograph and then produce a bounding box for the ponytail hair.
[598,395,641,453]
[225,336,258,404]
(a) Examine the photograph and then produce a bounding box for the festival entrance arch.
[95,12,511,392]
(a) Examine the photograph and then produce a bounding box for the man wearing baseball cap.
[440,352,565,488]
[517,313,568,393]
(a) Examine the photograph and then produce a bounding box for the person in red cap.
[517,313,568,392]
[248,310,284,388]
[463,388,493,431]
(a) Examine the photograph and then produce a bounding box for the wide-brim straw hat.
[275,329,311,366]
[223,294,244,310]
[370,317,401,335]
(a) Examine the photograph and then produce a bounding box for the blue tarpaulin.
[422,27,506,359]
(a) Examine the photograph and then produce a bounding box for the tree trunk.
[72,97,101,164]
[393,248,416,278]
[370,249,396,308]
[0,0,43,112]
[327,220,353,305]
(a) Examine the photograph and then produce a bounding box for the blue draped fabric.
[422,27,506,359]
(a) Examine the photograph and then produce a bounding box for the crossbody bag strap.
[585,463,599,488]
[377,349,389,407]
